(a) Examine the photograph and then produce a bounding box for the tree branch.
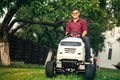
[0,7,20,31]
[7,18,68,33]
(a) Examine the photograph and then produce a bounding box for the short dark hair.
[71,7,79,12]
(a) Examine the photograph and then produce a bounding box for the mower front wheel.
[45,61,56,77]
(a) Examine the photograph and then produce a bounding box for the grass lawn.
[0,62,120,80]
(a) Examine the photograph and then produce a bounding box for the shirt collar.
[71,18,80,22]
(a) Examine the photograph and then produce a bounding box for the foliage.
[110,0,120,26]
[0,0,31,16]
[88,23,105,52]
[26,0,108,22]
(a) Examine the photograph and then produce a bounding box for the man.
[65,7,91,62]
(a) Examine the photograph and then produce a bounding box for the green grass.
[0,62,120,80]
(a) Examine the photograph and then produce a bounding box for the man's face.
[71,10,80,19]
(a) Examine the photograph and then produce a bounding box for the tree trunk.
[44,48,53,66]
[0,41,10,66]
[0,5,20,66]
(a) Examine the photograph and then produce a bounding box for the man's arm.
[81,19,88,37]
[82,30,87,37]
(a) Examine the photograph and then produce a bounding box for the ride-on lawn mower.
[45,33,96,80]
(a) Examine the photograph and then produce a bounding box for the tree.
[0,0,32,65]
[0,0,112,65]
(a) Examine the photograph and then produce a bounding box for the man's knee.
[82,36,89,42]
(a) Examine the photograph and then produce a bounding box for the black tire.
[85,64,95,80]
[45,61,56,77]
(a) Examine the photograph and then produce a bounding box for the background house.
[98,27,120,69]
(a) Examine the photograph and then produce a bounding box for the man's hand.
[65,32,69,36]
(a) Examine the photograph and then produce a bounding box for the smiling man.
[65,7,91,62]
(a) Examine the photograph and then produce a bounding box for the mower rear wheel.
[85,64,95,80]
